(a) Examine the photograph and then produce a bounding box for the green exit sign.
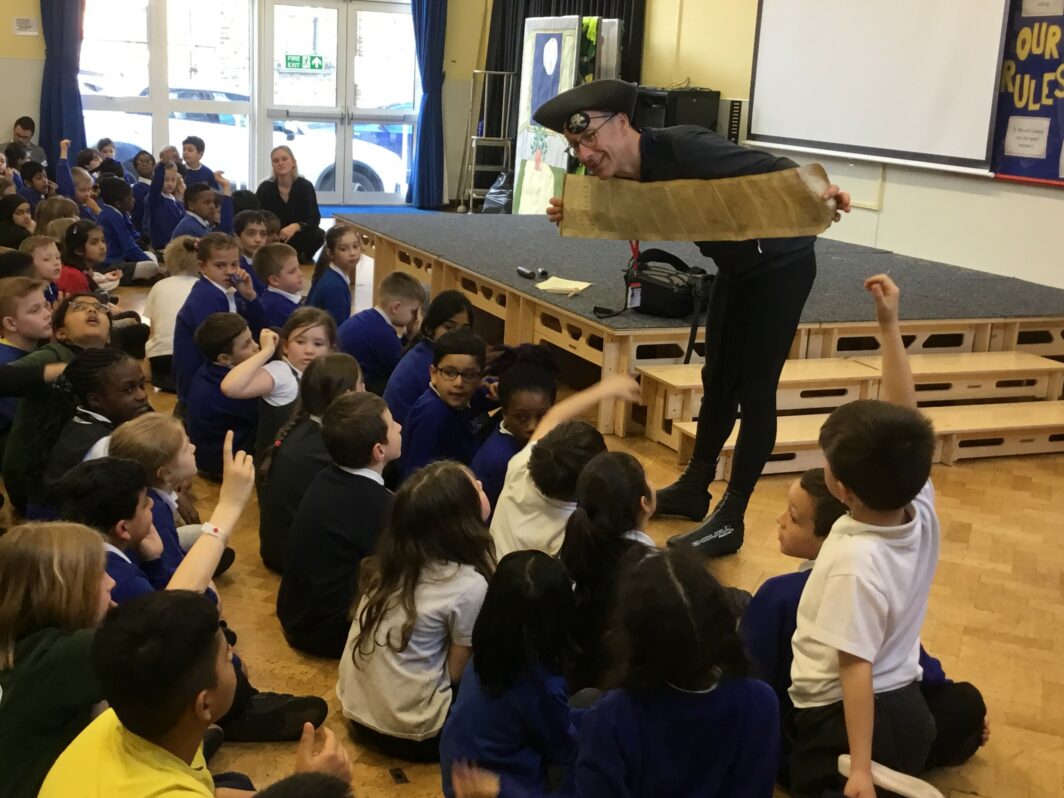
[284,54,324,70]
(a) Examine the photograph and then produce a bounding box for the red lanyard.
[629,239,641,266]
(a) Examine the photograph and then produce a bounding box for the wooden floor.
[113,267,1063,798]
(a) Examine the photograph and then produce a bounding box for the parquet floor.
[107,265,1064,798]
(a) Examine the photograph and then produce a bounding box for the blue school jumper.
[440,661,576,798]
[183,163,219,190]
[147,161,185,248]
[240,253,266,294]
[131,179,150,234]
[471,423,523,513]
[172,276,267,405]
[305,265,351,327]
[260,287,300,328]
[105,545,167,606]
[399,388,479,480]
[147,489,189,588]
[97,203,151,266]
[186,361,260,477]
[337,307,401,393]
[382,340,433,425]
[17,184,44,213]
[170,197,235,240]
[0,340,30,436]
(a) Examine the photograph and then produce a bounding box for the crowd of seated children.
[338,271,425,394]
[470,344,557,512]
[1,293,110,514]
[221,306,335,458]
[278,392,401,658]
[452,548,780,798]
[0,277,53,460]
[186,312,260,479]
[558,451,657,691]
[38,591,351,796]
[306,224,361,326]
[490,374,641,558]
[258,353,363,572]
[172,176,233,240]
[147,159,186,249]
[440,551,578,798]
[254,241,305,327]
[143,235,200,392]
[337,461,494,762]
[384,289,476,425]
[0,194,33,248]
[400,328,487,480]
[172,232,266,407]
[236,209,270,291]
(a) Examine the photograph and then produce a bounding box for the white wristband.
[200,523,226,542]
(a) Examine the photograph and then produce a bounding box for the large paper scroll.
[559,164,836,241]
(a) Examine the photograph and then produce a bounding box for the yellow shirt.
[39,709,213,797]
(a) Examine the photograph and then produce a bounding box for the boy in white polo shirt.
[789,275,941,798]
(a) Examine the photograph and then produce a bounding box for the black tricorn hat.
[532,79,638,134]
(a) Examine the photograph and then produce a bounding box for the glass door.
[262,0,418,204]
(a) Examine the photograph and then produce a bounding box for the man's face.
[12,125,33,146]
[564,111,624,180]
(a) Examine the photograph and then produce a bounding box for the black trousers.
[789,680,986,798]
[288,226,326,264]
[689,253,817,496]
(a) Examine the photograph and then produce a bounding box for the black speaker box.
[633,87,722,132]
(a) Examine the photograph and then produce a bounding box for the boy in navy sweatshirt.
[186,312,261,479]
[399,328,485,481]
[235,209,269,292]
[181,135,219,189]
[146,160,185,249]
[0,277,54,460]
[172,232,267,406]
[95,177,161,283]
[17,161,52,213]
[171,178,234,240]
[337,271,425,395]
[253,242,305,328]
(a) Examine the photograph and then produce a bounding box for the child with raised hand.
[337,460,495,761]
[146,159,185,249]
[18,235,63,302]
[338,271,425,394]
[55,139,100,221]
[453,548,780,798]
[471,346,557,513]
[143,235,200,392]
[740,468,988,786]
[306,224,360,326]
[61,220,121,294]
[0,277,53,459]
[399,328,487,481]
[220,306,336,458]
[490,374,641,558]
[254,241,306,327]
[278,392,401,657]
[384,289,476,425]
[235,209,270,292]
[788,274,942,798]
[258,353,364,573]
[172,231,267,407]
[559,451,657,690]
[440,551,577,798]
[0,522,115,798]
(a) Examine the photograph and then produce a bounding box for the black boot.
[653,460,715,521]
[666,490,747,557]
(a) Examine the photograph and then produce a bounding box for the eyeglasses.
[564,113,617,159]
[436,366,482,383]
[69,300,111,315]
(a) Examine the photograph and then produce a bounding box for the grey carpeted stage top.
[339,213,1064,331]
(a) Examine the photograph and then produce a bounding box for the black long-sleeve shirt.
[255,176,322,232]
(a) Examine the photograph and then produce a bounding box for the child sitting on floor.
[143,236,200,393]
[337,461,495,762]
[490,374,641,558]
[258,353,363,573]
[171,179,233,240]
[253,242,305,327]
[278,392,401,658]
[0,277,53,460]
[94,177,160,284]
[146,160,184,249]
[181,135,219,189]
[186,312,260,479]
[305,225,360,326]
[399,328,486,481]
[337,271,425,395]
[60,220,121,294]
[235,209,269,292]
[16,235,61,302]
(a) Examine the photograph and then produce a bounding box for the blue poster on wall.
[991,0,1064,185]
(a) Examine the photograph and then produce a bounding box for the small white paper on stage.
[560,164,836,242]
[537,277,591,296]
[1021,0,1063,17]
[1004,116,1050,159]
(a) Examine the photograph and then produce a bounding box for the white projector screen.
[748,0,1011,168]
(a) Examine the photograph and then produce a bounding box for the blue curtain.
[408,0,447,209]
[39,0,87,172]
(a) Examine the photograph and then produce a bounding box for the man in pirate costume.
[534,79,851,557]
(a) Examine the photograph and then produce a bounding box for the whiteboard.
[748,0,1011,168]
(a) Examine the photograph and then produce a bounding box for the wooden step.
[855,351,1064,404]
[674,400,1064,475]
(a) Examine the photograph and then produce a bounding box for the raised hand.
[864,273,900,327]
[258,328,280,357]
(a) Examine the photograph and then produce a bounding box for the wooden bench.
[675,401,1064,476]
[855,352,1064,404]
[638,359,880,451]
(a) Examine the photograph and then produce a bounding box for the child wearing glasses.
[398,328,486,482]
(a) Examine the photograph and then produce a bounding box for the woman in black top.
[255,145,325,263]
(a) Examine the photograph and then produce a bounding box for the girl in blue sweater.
[305,225,361,326]
[453,548,780,798]
[440,551,577,798]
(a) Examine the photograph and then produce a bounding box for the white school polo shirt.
[489,440,577,558]
[789,480,940,709]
